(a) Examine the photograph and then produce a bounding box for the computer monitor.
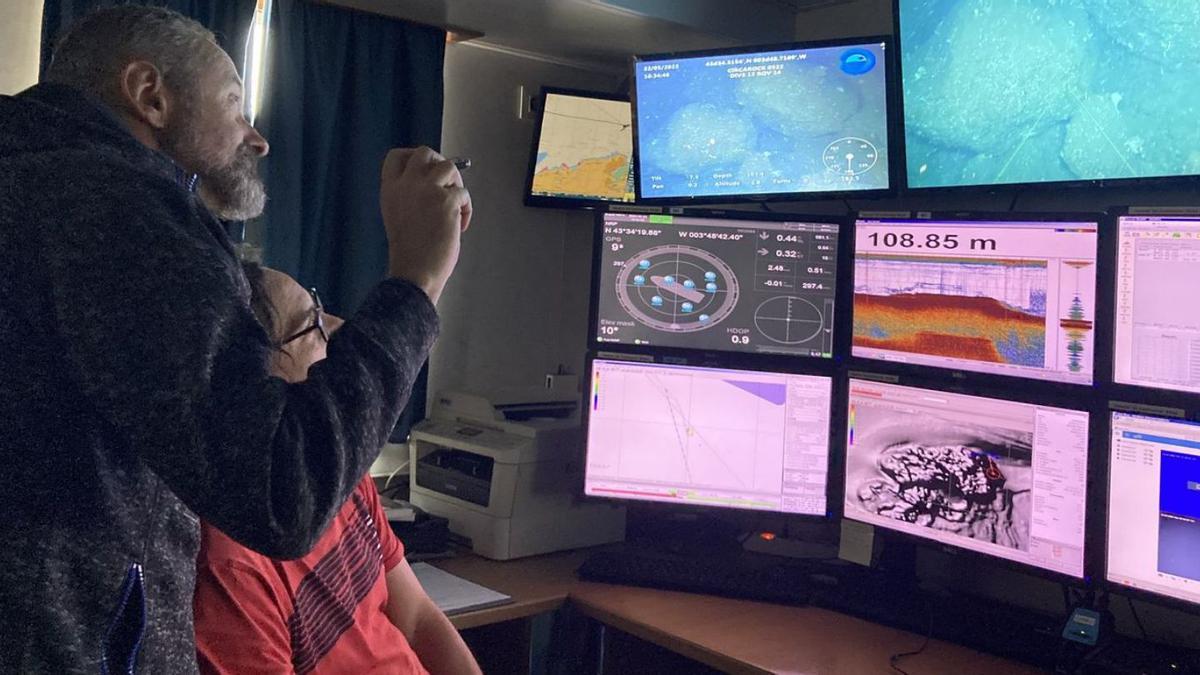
[1108,411,1200,606]
[632,36,895,203]
[584,358,833,516]
[844,379,1089,578]
[896,0,1200,190]
[524,88,635,207]
[594,210,841,357]
[853,216,1099,384]
[1114,214,1200,394]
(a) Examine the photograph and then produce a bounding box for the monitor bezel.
[522,86,636,210]
[580,351,843,522]
[891,0,1200,194]
[843,371,1100,584]
[1103,405,1200,611]
[1105,207,1200,401]
[848,210,1106,391]
[588,205,852,368]
[630,34,902,205]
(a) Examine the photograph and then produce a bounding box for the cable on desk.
[1127,595,1149,641]
[889,599,933,675]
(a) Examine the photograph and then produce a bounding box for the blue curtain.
[40,0,257,78]
[258,0,446,439]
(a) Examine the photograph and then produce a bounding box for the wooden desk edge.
[439,552,1041,674]
[569,591,773,675]
[449,595,569,631]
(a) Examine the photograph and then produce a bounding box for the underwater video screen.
[898,0,1200,188]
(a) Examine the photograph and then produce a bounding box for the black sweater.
[0,84,438,673]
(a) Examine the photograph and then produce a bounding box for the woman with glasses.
[193,264,481,675]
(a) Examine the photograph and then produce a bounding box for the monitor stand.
[742,532,837,560]
[626,510,745,558]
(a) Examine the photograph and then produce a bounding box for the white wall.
[795,0,891,40]
[432,43,620,400]
[0,0,43,95]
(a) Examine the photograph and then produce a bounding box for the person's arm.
[38,160,439,558]
[364,481,480,674]
[384,560,482,675]
[193,557,293,675]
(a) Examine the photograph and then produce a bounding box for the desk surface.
[434,550,1045,675]
[434,550,586,630]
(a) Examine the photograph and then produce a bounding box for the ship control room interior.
[5,0,1200,673]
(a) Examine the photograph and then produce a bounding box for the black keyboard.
[577,550,812,606]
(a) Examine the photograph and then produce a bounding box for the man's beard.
[198,146,267,221]
[161,117,267,221]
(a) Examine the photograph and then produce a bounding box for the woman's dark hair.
[241,261,280,343]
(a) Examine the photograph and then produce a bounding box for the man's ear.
[119,60,171,131]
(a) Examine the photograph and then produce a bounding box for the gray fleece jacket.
[0,83,438,673]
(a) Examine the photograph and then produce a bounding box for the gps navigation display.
[596,211,840,357]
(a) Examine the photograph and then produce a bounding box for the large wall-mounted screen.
[898,0,1200,189]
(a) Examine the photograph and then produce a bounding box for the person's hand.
[380,146,473,304]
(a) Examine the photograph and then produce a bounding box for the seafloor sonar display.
[853,255,1048,366]
[898,0,1200,188]
[847,409,1033,550]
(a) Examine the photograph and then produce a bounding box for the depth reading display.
[597,211,839,357]
[634,40,891,200]
[865,231,996,251]
[853,218,1098,384]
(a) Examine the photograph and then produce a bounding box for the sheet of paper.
[838,518,875,567]
[410,562,513,616]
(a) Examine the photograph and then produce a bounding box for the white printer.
[408,386,625,560]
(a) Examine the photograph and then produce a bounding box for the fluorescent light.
[243,0,272,125]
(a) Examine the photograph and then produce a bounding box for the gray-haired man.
[0,6,470,673]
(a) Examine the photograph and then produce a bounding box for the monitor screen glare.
[1108,412,1200,606]
[529,92,635,203]
[634,40,891,200]
[1114,215,1200,394]
[898,0,1200,188]
[585,359,832,516]
[596,211,840,357]
[845,379,1088,578]
[853,218,1098,384]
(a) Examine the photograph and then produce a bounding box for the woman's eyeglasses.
[280,287,328,346]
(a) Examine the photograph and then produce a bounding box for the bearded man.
[0,6,471,673]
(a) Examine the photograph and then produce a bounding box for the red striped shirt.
[194,477,428,674]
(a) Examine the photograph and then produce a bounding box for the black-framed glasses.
[280,287,328,346]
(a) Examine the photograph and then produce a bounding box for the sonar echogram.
[847,407,1033,550]
[854,255,1047,366]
